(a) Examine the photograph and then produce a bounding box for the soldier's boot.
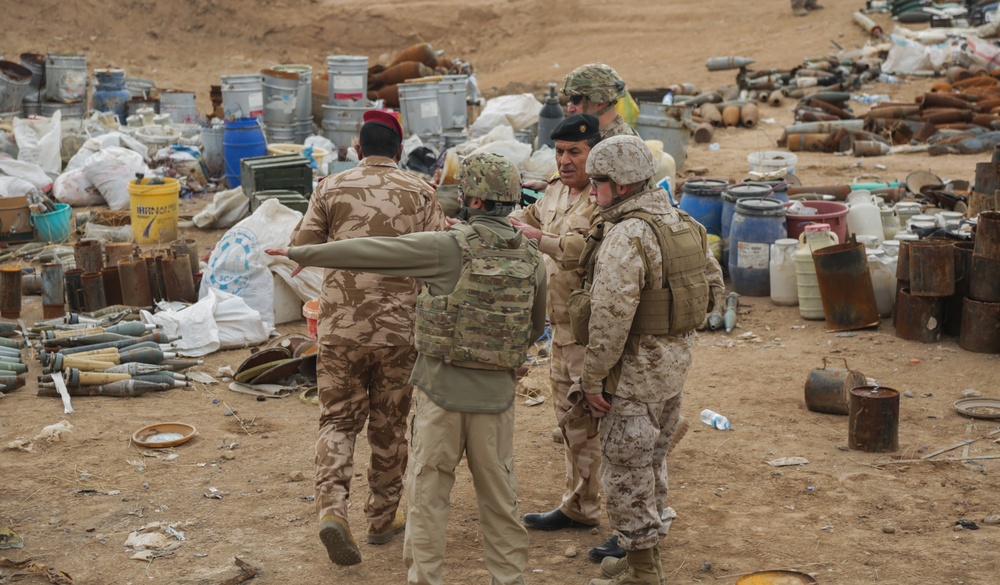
[366,509,406,545]
[319,514,362,566]
[666,416,689,456]
[600,547,664,582]
[589,548,661,585]
[552,426,564,443]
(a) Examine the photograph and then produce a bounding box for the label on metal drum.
[737,242,769,269]
[248,92,264,117]
[333,75,364,100]
[420,101,440,119]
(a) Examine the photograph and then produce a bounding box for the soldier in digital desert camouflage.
[269,152,547,585]
[289,109,449,566]
[573,136,724,585]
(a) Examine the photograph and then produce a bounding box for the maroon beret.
[363,109,403,140]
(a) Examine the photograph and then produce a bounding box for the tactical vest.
[414,223,540,370]
[569,208,710,345]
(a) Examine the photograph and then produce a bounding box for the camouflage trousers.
[600,392,682,551]
[551,340,602,525]
[403,390,528,585]
[315,344,416,533]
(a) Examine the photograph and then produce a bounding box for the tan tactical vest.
[414,223,540,370]
[570,208,710,344]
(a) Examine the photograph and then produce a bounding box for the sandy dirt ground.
[3,1,1000,584]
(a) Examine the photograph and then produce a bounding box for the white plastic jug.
[880,207,900,241]
[867,248,895,318]
[770,238,799,306]
[795,224,839,320]
[846,190,883,245]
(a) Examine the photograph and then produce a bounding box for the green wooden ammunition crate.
[240,154,313,198]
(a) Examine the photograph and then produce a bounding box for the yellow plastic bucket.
[128,178,180,244]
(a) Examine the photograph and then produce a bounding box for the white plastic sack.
[883,33,954,73]
[456,124,517,155]
[0,176,41,199]
[963,36,1000,72]
[523,145,557,182]
[13,110,62,174]
[474,94,543,133]
[192,187,249,228]
[66,133,151,173]
[0,158,54,192]
[53,169,103,207]
[141,288,270,357]
[213,289,271,349]
[83,146,149,210]
[199,198,305,330]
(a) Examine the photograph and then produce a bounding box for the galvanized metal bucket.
[261,69,300,125]
[635,101,692,168]
[159,90,199,125]
[327,55,368,106]
[45,53,87,103]
[321,104,366,149]
[399,81,443,140]
[221,73,264,121]
[437,74,468,131]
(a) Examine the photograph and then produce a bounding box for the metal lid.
[723,183,771,202]
[682,178,728,196]
[735,197,787,216]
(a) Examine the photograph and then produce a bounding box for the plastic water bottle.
[878,72,902,84]
[700,409,731,430]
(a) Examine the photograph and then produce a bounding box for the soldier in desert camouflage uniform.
[562,63,637,140]
[574,136,724,585]
[270,153,547,585]
[289,109,448,566]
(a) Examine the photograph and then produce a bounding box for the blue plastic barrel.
[728,198,788,297]
[224,117,267,188]
[678,178,727,237]
[721,183,771,267]
[91,69,130,124]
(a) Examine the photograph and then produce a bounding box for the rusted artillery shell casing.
[972,114,1000,128]
[148,257,166,303]
[922,109,974,125]
[767,89,783,107]
[895,288,943,343]
[812,240,881,332]
[786,133,829,152]
[74,240,104,274]
[693,123,714,144]
[171,238,200,281]
[947,67,973,84]
[101,267,123,307]
[974,210,1000,260]
[865,105,921,119]
[41,263,64,319]
[919,91,973,110]
[162,255,197,303]
[0,267,22,319]
[740,103,759,128]
[80,272,107,313]
[969,254,1000,302]
[804,366,867,415]
[119,258,153,308]
[369,61,433,87]
[908,240,955,297]
[799,111,839,123]
[721,105,740,128]
[64,269,85,312]
[22,273,41,295]
[958,298,1000,353]
[787,185,851,200]
[699,103,722,126]
[849,386,899,453]
[105,243,136,267]
[807,98,853,120]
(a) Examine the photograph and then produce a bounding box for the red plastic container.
[303,298,320,340]
[784,200,849,243]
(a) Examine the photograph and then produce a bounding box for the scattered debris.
[767,457,810,467]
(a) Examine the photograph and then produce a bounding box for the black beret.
[550,113,600,142]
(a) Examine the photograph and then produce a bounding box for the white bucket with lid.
[327,55,368,105]
[747,150,797,175]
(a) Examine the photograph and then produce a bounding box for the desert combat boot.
[589,547,661,585]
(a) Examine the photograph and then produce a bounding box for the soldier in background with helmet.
[289,109,449,567]
[572,136,724,585]
[562,63,638,139]
[267,152,547,585]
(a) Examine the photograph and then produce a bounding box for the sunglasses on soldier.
[589,176,610,188]
[569,95,585,105]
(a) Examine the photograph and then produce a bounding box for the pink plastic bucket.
[784,200,849,243]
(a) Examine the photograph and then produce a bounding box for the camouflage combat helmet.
[456,153,521,203]
[586,135,659,185]
[562,63,626,103]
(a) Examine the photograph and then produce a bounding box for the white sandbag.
[199,198,305,330]
[0,176,41,199]
[467,139,533,172]
[13,110,62,174]
[475,94,542,132]
[192,187,249,228]
[142,293,220,357]
[523,145,557,182]
[883,33,955,73]
[213,289,271,350]
[456,124,517,155]
[83,146,149,210]
[0,158,54,192]
[53,169,103,207]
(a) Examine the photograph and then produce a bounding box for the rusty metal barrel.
[105,242,135,267]
[895,287,943,343]
[63,268,85,312]
[74,240,104,274]
[945,242,976,337]
[959,298,1000,354]
[849,385,899,452]
[171,238,200,280]
[908,239,955,297]
[804,358,866,415]
[80,272,107,312]
[811,238,881,331]
[41,263,65,319]
[973,210,1000,259]
[969,254,1000,303]
[0,266,22,319]
[162,255,197,303]
[101,266,124,307]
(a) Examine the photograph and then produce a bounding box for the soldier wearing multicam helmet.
[562,63,638,140]
[267,152,547,585]
[569,136,724,585]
